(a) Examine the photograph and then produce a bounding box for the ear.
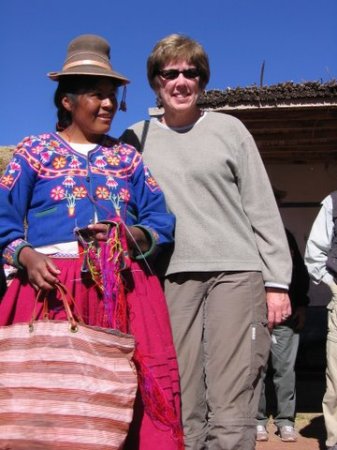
[61,95,73,112]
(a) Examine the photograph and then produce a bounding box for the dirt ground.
[256,413,325,450]
[256,370,327,450]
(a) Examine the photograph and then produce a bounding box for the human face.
[156,60,201,122]
[63,78,118,143]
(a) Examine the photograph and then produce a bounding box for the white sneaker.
[278,425,297,442]
[256,424,268,441]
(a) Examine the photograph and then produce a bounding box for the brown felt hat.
[48,34,129,86]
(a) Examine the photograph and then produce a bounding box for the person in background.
[121,33,292,450]
[305,191,337,450]
[0,34,183,450]
[256,188,310,443]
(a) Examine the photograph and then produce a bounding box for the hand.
[126,226,150,253]
[266,288,292,329]
[87,223,111,241]
[18,247,61,291]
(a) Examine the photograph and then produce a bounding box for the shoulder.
[322,193,334,209]
[102,137,139,157]
[15,133,57,154]
[204,111,251,136]
[123,120,149,136]
[100,139,143,173]
[205,111,247,127]
[120,120,151,151]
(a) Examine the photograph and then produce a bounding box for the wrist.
[3,239,33,269]
[17,245,35,269]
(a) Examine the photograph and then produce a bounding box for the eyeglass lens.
[159,69,200,80]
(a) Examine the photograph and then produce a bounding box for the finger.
[46,260,61,275]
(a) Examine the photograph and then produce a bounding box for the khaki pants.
[164,271,271,450]
[323,282,337,447]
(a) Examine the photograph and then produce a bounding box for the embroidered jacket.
[0,133,175,267]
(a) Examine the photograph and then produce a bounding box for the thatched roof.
[198,80,337,163]
[199,80,337,109]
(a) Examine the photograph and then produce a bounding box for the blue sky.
[1,0,336,145]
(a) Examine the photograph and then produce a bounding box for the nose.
[101,96,116,109]
[175,73,189,85]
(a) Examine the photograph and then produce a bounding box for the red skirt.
[0,257,183,450]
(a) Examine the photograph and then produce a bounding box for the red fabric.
[0,257,183,450]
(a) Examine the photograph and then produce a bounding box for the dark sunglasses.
[158,68,200,80]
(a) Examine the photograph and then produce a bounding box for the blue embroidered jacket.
[0,133,175,267]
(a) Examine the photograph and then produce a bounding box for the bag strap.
[30,283,83,331]
[139,120,150,153]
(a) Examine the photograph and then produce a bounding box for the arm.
[305,196,334,286]
[238,133,292,289]
[128,153,175,258]
[236,132,292,327]
[0,145,61,290]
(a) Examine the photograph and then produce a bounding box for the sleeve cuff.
[132,226,157,260]
[3,239,33,269]
[264,282,289,291]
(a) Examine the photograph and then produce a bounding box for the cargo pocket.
[249,320,270,383]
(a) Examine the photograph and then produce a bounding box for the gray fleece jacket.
[121,111,292,287]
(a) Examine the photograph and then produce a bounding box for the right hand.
[18,247,61,291]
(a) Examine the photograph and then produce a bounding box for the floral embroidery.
[106,176,118,188]
[51,186,65,200]
[95,183,130,215]
[40,151,51,163]
[94,156,107,169]
[144,165,159,192]
[0,174,14,187]
[69,156,82,169]
[119,188,130,202]
[52,156,67,169]
[106,155,120,166]
[63,176,76,187]
[0,158,22,190]
[73,186,87,198]
[4,135,148,219]
[96,186,110,200]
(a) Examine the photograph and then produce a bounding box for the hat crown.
[65,34,111,65]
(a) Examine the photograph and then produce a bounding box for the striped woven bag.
[0,283,138,450]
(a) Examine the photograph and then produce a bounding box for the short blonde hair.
[147,34,210,91]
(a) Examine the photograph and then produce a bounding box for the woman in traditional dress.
[0,34,183,450]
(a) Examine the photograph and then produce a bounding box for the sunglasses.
[158,68,200,80]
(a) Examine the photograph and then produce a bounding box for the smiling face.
[61,77,118,143]
[155,60,202,127]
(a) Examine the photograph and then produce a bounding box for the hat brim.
[47,66,129,85]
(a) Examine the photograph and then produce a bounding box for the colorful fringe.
[84,219,130,330]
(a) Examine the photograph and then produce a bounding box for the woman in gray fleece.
[121,33,292,450]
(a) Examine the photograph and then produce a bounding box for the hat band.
[63,59,112,71]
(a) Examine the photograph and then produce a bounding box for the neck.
[161,107,203,128]
[59,126,102,145]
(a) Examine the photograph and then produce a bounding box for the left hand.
[126,226,150,253]
[87,223,150,254]
[87,223,111,241]
[266,287,292,329]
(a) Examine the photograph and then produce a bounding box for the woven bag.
[0,283,138,450]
